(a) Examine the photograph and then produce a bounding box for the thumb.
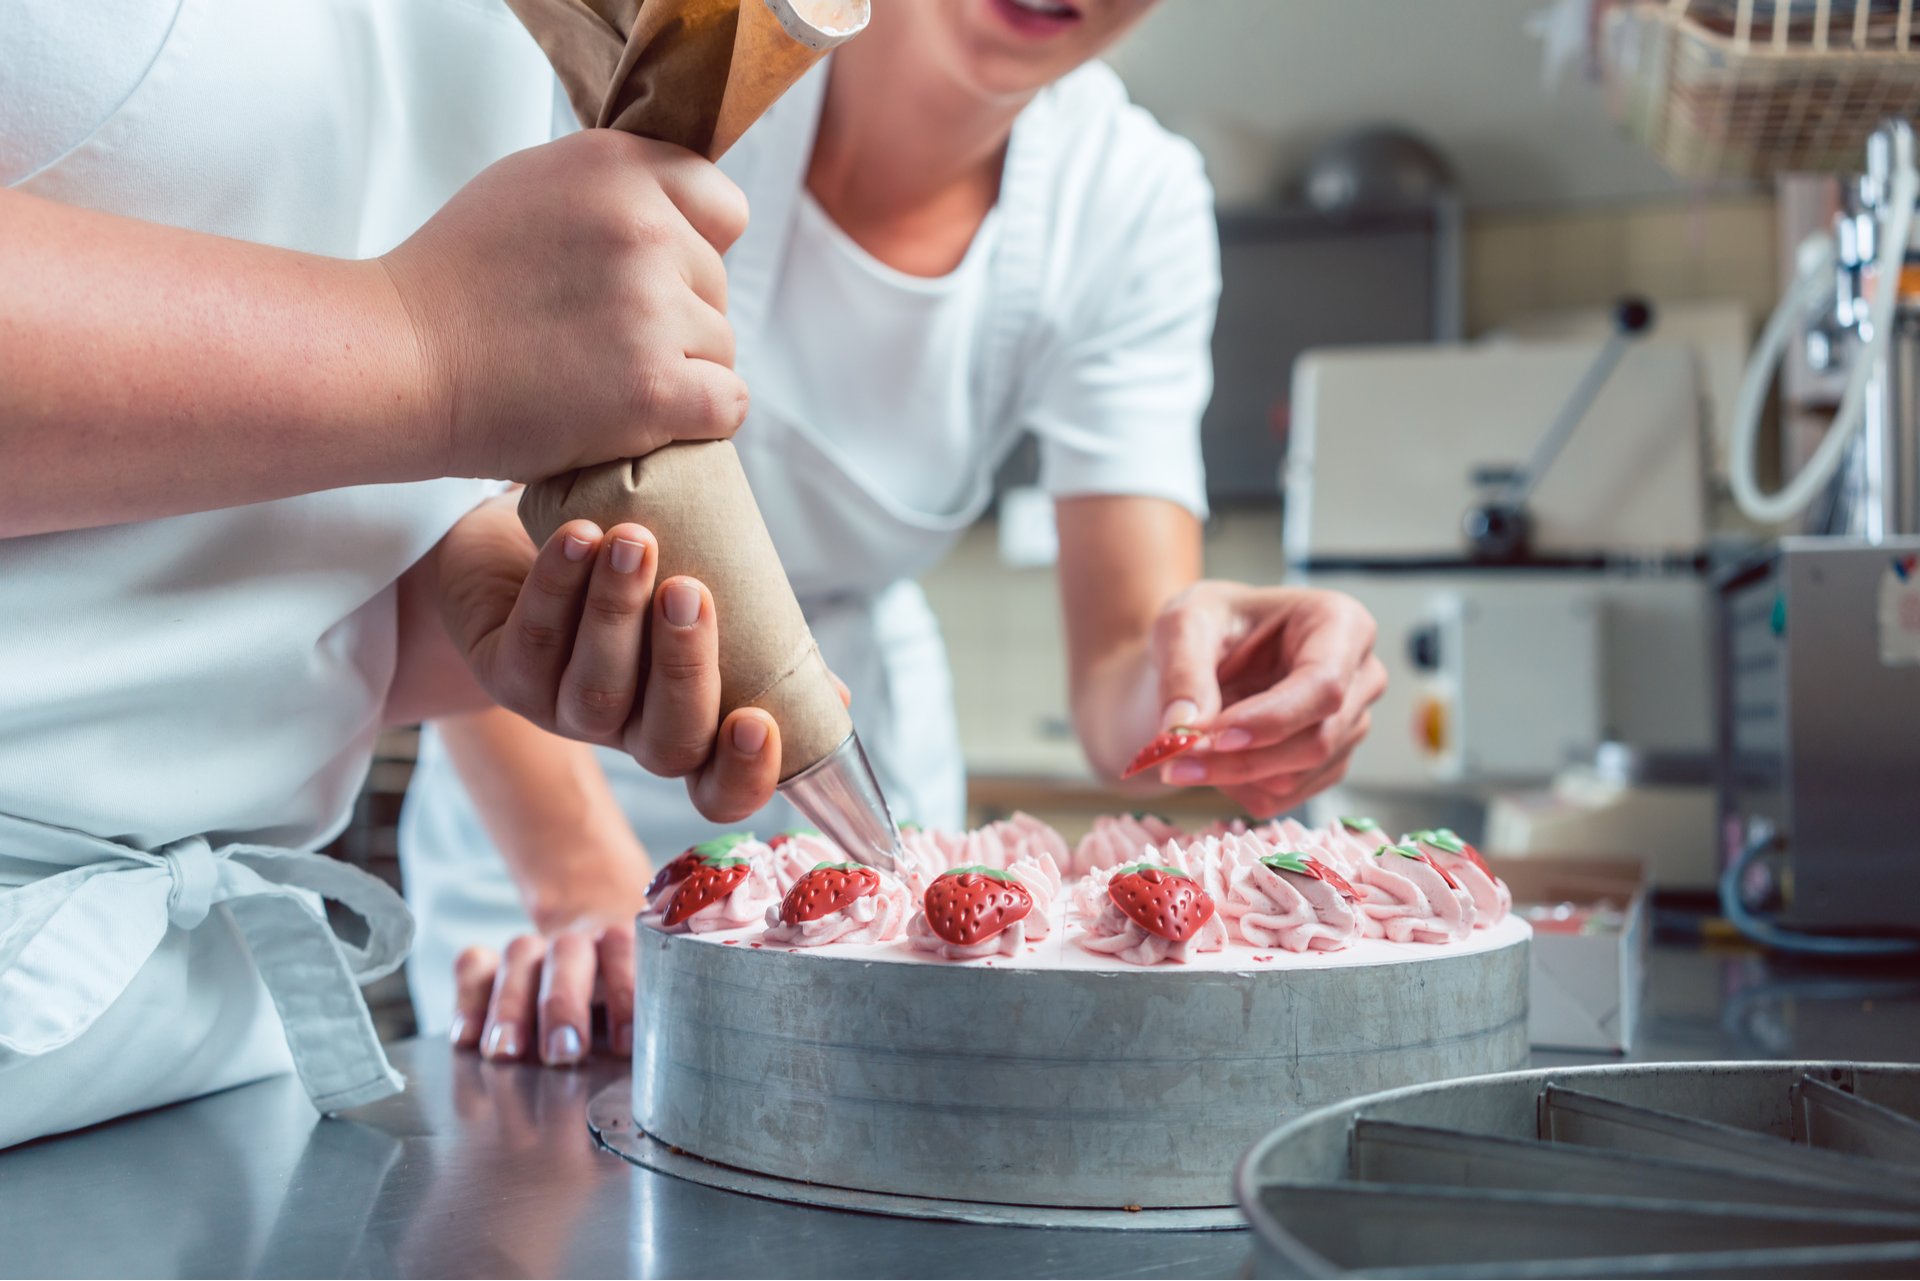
[1149,595,1227,732]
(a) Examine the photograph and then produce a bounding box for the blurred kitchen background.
[939,0,1773,871]
[341,0,1920,1037]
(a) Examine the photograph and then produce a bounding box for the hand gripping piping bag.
[503,0,901,868]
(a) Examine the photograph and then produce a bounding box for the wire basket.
[1603,0,1920,176]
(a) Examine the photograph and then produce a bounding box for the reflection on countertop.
[2,943,1916,1280]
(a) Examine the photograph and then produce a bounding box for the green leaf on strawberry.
[1339,816,1382,833]
[1261,851,1316,876]
[693,832,755,861]
[1411,828,1467,854]
[811,861,867,872]
[1113,862,1190,880]
[940,864,1016,881]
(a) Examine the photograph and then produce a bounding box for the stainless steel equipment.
[1287,336,1714,791]
[623,922,1529,1213]
[1716,536,1920,934]
[777,730,901,871]
[1236,1060,1920,1278]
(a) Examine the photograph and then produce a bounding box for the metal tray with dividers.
[1236,1061,1920,1278]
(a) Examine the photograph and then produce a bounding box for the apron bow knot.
[0,810,411,1114]
[161,836,218,931]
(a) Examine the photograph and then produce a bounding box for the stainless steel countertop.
[4,942,1916,1279]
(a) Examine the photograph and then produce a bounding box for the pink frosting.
[762,872,912,947]
[1351,849,1474,943]
[906,909,1042,961]
[1071,814,1185,877]
[640,839,783,935]
[1408,837,1512,927]
[1075,897,1228,966]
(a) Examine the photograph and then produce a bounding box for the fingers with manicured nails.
[537,933,598,1068]
[1174,656,1384,790]
[1201,591,1379,753]
[481,933,545,1061]
[686,708,781,824]
[554,524,657,743]
[1181,663,1347,768]
[1148,593,1228,741]
[597,923,638,1058]
[626,576,721,776]
[450,946,499,1050]
[487,520,603,723]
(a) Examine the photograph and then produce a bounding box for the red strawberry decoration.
[646,848,702,901]
[780,862,880,924]
[653,832,757,901]
[1260,851,1358,902]
[664,859,750,925]
[1108,864,1215,942]
[1385,843,1460,890]
[1415,828,1495,878]
[923,866,1033,946]
[1122,727,1202,779]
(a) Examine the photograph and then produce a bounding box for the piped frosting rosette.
[896,812,1069,899]
[1314,816,1393,876]
[1405,828,1511,926]
[764,828,845,893]
[1071,812,1186,877]
[1350,842,1475,944]
[641,833,782,934]
[907,860,1058,961]
[762,860,911,946]
[1234,850,1361,952]
[1076,859,1227,966]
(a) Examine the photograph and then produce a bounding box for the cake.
[627,811,1531,1211]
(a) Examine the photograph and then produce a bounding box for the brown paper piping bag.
[505,0,868,159]
[519,444,854,781]
[502,0,869,780]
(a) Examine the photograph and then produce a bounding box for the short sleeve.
[1024,128,1219,521]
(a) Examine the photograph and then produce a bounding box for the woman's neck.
[806,26,1035,277]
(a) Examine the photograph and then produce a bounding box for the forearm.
[1056,495,1203,782]
[436,706,653,932]
[0,187,439,537]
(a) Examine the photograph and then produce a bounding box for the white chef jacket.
[398,58,1221,1030]
[0,0,556,1147]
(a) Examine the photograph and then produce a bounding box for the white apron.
[0,0,556,1146]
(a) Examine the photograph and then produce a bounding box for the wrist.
[370,253,458,483]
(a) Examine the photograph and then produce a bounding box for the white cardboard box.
[1489,856,1650,1054]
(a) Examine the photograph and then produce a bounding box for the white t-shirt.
[398,58,1222,1029]
[0,0,185,186]
[761,191,1004,515]
[1,0,556,1144]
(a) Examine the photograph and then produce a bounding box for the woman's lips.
[987,0,1083,38]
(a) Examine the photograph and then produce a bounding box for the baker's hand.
[453,917,639,1068]
[1147,583,1386,818]
[380,130,749,482]
[435,494,781,822]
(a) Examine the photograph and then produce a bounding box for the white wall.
[1106,0,1737,210]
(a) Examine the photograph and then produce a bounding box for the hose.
[1719,821,1919,957]
[1728,124,1920,526]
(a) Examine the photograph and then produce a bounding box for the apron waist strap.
[0,811,410,1114]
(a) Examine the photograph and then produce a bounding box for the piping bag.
[504,0,903,871]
